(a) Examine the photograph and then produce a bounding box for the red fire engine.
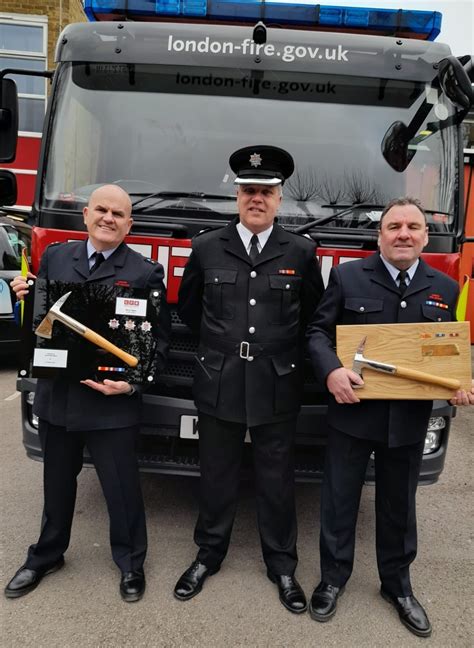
[0,1,472,482]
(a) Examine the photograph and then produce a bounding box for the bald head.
[84,184,133,252]
[89,184,132,217]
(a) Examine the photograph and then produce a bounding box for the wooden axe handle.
[83,328,138,368]
[395,366,460,390]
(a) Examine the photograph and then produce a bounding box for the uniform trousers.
[320,426,424,597]
[194,412,298,576]
[25,419,147,574]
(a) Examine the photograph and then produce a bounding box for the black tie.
[249,234,260,263]
[397,269,409,295]
[89,252,105,275]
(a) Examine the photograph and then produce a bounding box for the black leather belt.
[201,334,297,359]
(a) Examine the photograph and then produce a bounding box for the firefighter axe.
[35,291,138,368]
[352,336,460,390]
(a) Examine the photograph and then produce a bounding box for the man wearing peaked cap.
[229,145,295,185]
[174,145,324,613]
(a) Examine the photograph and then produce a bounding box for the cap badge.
[249,152,262,167]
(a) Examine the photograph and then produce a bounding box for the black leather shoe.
[4,557,65,599]
[174,560,219,601]
[309,581,344,622]
[381,588,432,638]
[267,571,307,614]
[120,571,145,603]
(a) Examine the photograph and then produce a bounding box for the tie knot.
[90,252,105,274]
[397,269,408,282]
[250,234,259,245]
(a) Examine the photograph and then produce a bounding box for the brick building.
[0,0,87,209]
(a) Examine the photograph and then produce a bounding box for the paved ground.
[0,357,473,647]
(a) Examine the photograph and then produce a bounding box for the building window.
[0,16,47,134]
[0,22,45,54]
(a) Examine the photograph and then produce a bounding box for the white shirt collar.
[86,239,119,264]
[380,254,419,284]
[236,222,273,253]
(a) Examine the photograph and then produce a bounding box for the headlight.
[428,416,446,432]
[423,418,445,455]
[26,392,39,429]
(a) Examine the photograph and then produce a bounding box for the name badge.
[33,348,68,368]
[115,297,147,317]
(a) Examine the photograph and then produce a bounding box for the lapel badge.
[249,152,262,167]
[429,293,442,300]
[278,269,296,275]
[115,280,130,287]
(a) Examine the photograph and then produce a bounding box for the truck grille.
[160,360,195,380]
[169,334,198,354]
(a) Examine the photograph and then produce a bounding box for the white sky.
[293,0,473,55]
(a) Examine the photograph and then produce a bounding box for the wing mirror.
[0,78,19,163]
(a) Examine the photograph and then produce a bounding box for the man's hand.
[10,272,36,301]
[449,379,474,406]
[80,379,134,396]
[327,367,364,404]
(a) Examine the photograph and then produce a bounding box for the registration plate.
[180,415,199,439]
[179,416,251,442]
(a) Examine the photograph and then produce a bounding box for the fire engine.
[0,1,473,483]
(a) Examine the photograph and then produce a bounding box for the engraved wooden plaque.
[336,322,472,399]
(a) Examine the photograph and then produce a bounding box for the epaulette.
[45,241,65,252]
[288,230,315,244]
[193,227,215,239]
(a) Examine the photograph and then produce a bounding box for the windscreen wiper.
[132,192,235,213]
[294,204,385,233]
[295,204,452,235]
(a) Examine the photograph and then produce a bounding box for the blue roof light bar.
[83,1,442,41]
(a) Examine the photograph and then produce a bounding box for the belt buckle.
[239,341,250,359]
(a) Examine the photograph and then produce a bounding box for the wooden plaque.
[336,322,472,400]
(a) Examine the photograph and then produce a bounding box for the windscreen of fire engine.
[42,63,458,231]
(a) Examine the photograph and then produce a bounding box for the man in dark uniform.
[5,185,170,602]
[174,145,324,613]
[306,197,474,637]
